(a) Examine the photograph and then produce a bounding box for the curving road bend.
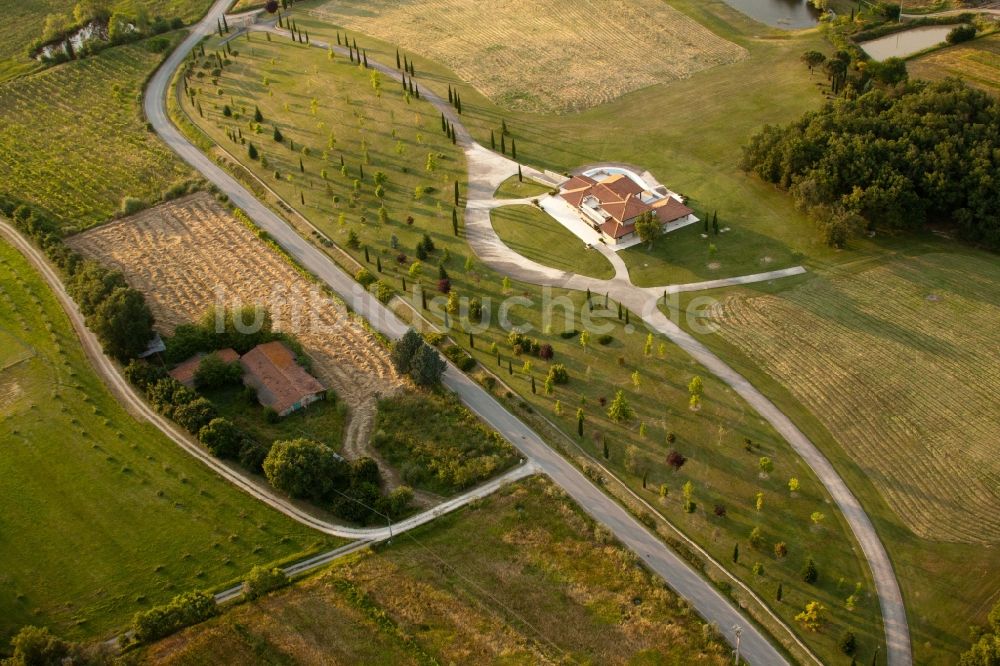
[139,2,796,663]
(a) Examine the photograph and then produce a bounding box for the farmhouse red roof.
[240,340,324,415]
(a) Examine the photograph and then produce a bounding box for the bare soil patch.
[306,0,746,113]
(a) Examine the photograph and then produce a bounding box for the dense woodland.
[741,79,1000,249]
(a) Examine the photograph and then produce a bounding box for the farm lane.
[249,18,910,666]
[0,214,538,542]
[145,6,789,664]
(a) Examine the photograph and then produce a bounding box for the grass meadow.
[140,477,731,665]
[182,33,884,662]
[0,238,339,645]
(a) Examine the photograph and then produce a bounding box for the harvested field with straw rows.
[909,33,1000,95]
[67,193,403,462]
[305,0,746,113]
[711,253,1000,544]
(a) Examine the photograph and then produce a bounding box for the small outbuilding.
[239,340,325,417]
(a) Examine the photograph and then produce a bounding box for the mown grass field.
[0,36,195,233]
[493,174,552,200]
[305,0,746,113]
[140,477,730,665]
[0,237,338,645]
[184,25,884,663]
[698,250,1000,662]
[910,33,1000,94]
[490,205,615,279]
[0,0,212,82]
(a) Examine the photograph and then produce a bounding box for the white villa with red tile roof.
[559,168,697,246]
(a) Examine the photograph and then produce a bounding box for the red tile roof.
[240,341,324,415]
[652,196,695,223]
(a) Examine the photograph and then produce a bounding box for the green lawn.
[0,35,196,233]
[139,477,731,664]
[0,238,339,645]
[184,19,885,663]
[493,174,552,199]
[201,385,347,453]
[490,205,615,279]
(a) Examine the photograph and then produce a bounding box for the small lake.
[720,0,821,29]
[859,25,955,61]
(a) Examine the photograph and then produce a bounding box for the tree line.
[740,79,1000,249]
[1,196,156,361]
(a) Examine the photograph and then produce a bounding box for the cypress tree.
[376,256,382,272]
[531,376,536,394]
[401,276,406,291]
[409,60,414,76]
[500,134,506,154]
[340,154,344,167]
[625,309,630,325]
[414,83,420,99]
[497,349,501,366]
[454,181,459,206]
[452,208,459,236]
[353,38,358,50]
[248,142,258,159]
[577,412,584,437]
[469,331,474,348]
[603,437,609,459]
[364,246,370,262]
[401,74,407,91]
[617,302,622,320]
[451,125,456,144]
[421,289,427,309]
[441,113,447,133]
[254,105,263,122]
[776,583,783,601]
[300,192,304,205]
[604,292,609,307]
[517,165,523,182]
[508,360,513,375]
[396,49,401,69]
[642,471,648,488]
[217,18,223,37]
[456,92,462,114]
[299,157,304,172]
[359,163,364,180]
[222,14,228,32]
[712,210,718,234]
[511,138,517,160]
[501,118,508,134]
[733,543,739,563]
[289,139,294,150]
[305,31,309,44]
[408,79,415,95]
[490,130,495,150]
[336,32,341,46]
[448,85,453,104]
[363,50,368,68]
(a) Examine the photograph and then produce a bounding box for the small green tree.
[607,390,633,422]
[411,343,446,386]
[391,328,423,374]
[802,556,819,584]
[242,565,288,600]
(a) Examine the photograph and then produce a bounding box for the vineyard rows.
[0,43,190,232]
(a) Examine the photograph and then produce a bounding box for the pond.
[720,0,821,29]
[859,25,956,61]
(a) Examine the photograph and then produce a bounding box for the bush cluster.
[130,591,218,644]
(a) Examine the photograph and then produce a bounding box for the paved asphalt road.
[140,2,796,662]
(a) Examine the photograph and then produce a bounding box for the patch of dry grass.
[909,34,1000,95]
[140,477,729,664]
[304,0,746,113]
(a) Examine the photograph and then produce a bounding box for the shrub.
[802,556,819,584]
[238,438,270,472]
[667,450,686,470]
[7,626,76,665]
[411,344,447,386]
[130,591,218,643]
[839,631,857,655]
[442,344,476,371]
[391,329,424,374]
[372,281,393,304]
[242,565,288,600]
[947,24,976,44]
[559,329,579,339]
[120,196,145,216]
[538,343,553,360]
[198,418,241,458]
[174,397,217,434]
[355,267,376,288]
[263,438,348,501]
[543,364,566,387]
[437,278,451,293]
[597,333,613,345]
[193,352,243,389]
